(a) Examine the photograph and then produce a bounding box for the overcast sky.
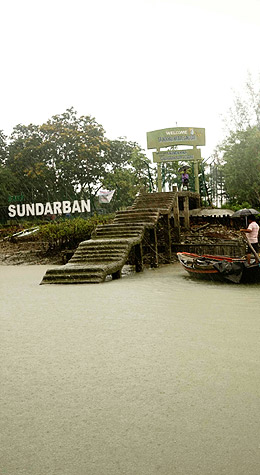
[1,0,260,161]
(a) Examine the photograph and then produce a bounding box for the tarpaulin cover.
[213,261,245,283]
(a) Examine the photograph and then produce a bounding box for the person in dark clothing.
[181,168,189,189]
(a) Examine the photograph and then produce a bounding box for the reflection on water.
[1,263,260,475]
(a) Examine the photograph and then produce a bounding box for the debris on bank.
[180,223,244,246]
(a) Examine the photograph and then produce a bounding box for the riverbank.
[0,239,62,265]
[0,222,244,266]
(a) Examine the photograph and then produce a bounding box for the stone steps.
[131,192,176,212]
[92,223,145,239]
[66,238,130,267]
[41,238,131,284]
[114,209,159,226]
[41,265,106,284]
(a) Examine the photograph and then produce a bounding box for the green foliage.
[0,130,8,164]
[211,74,260,207]
[221,126,260,207]
[101,137,154,210]
[5,108,109,203]
[221,201,252,211]
[1,111,153,214]
[161,162,179,190]
[224,73,260,133]
[39,108,110,200]
[0,224,21,239]
[0,166,19,221]
[7,124,51,202]
[38,215,114,251]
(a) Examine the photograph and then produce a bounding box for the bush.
[39,215,114,251]
[221,201,252,211]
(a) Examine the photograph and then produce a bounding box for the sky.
[1,0,260,162]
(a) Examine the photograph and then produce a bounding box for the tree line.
[209,74,260,209]
[0,107,154,221]
[1,75,260,222]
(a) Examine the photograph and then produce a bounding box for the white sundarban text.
[8,200,90,217]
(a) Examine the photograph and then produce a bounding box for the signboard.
[147,127,205,149]
[153,148,201,163]
[8,199,90,218]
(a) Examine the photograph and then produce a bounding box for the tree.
[2,110,153,213]
[0,165,19,221]
[224,72,260,133]
[221,126,260,207]
[7,124,52,202]
[0,130,8,164]
[39,108,109,201]
[6,108,110,203]
[160,162,179,190]
[101,138,154,210]
[214,74,260,207]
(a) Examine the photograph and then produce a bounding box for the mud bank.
[0,239,62,265]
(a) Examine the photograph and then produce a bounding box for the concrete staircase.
[40,192,177,284]
[41,239,133,284]
[131,191,176,213]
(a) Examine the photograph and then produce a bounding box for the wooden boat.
[177,252,260,284]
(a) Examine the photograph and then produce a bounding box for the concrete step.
[74,248,128,256]
[114,213,158,223]
[77,240,130,250]
[94,223,145,229]
[115,209,159,216]
[42,275,105,284]
[70,255,126,262]
[94,231,143,239]
[131,192,176,211]
[93,224,144,233]
[41,266,106,284]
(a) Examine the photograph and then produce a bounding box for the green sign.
[153,148,201,163]
[8,193,24,203]
[147,127,205,149]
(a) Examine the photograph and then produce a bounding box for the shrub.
[39,215,114,251]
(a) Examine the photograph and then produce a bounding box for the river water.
[1,263,260,475]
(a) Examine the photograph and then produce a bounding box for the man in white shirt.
[240,216,259,264]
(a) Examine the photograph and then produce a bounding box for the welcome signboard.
[147,127,205,149]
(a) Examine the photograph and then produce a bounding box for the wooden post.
[135,243,143,272]
[184,195,190,229]
[161,214,171,263]
[173,192,180,241]
[157,163,162,192]
[157,148,162,192]
[149,227,158,268]
[194,155,199,194]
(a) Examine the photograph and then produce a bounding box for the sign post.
[156,148,162,192]
[147,127,205,193]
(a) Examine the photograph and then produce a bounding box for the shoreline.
[0,239,62,266]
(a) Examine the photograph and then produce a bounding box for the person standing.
[240,216,259,264]
[181,168,189,190]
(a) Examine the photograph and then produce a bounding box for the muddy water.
[1,264,260,475]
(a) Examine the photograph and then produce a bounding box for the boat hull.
[177,252,260,284]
